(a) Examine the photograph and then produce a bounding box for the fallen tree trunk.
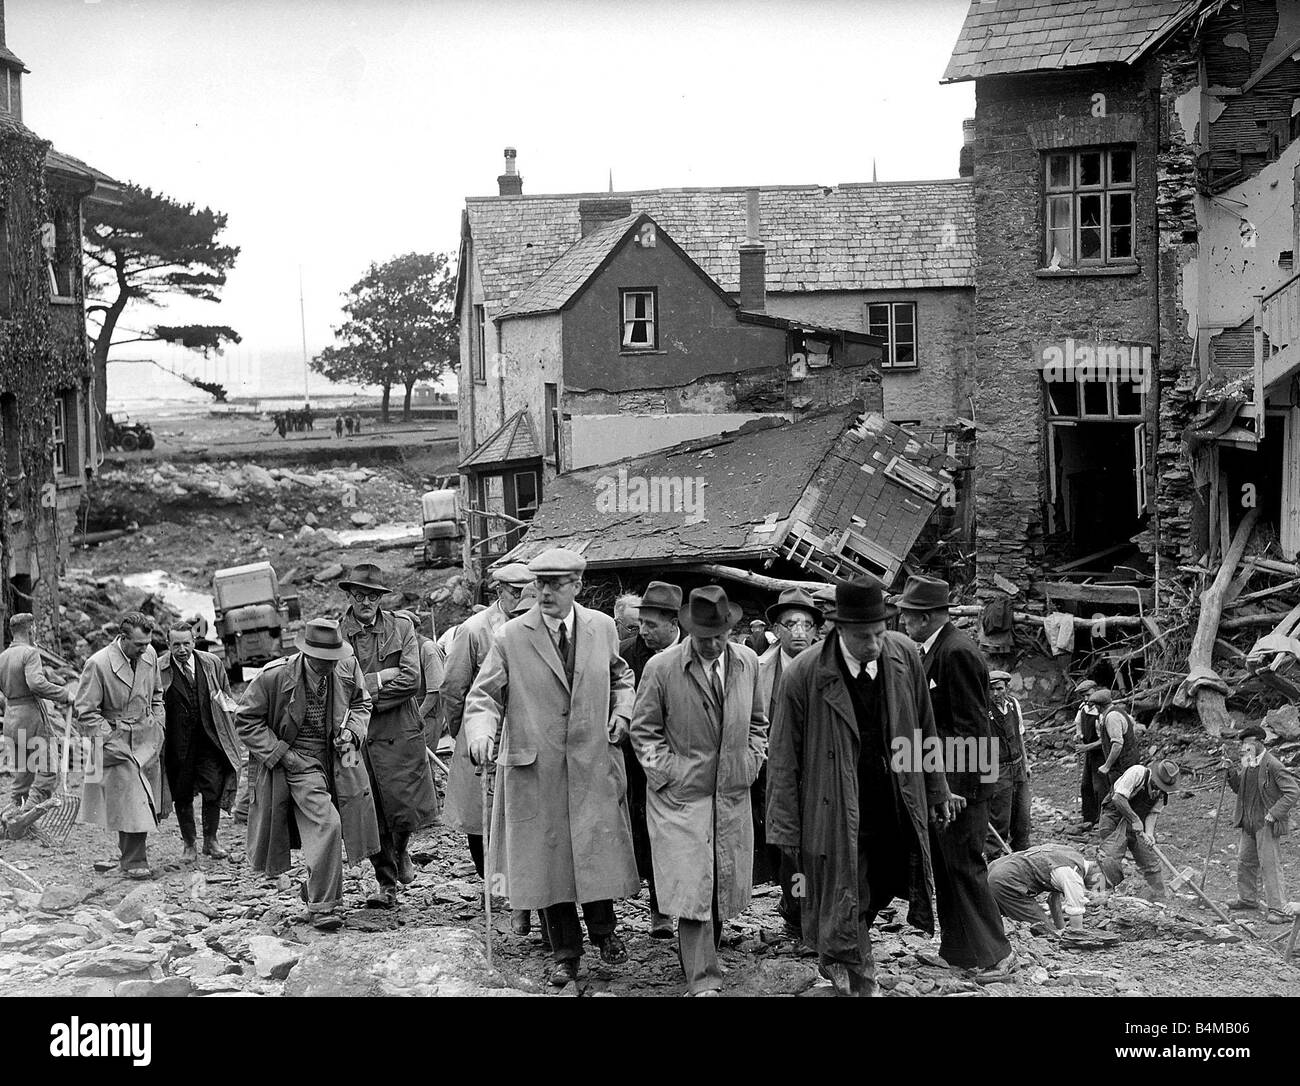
[1189,508,1258,736]
[685,563,827,594]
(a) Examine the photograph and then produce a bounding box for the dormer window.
[620,288,657,352]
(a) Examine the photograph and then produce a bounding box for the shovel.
[1149,840,1260,941]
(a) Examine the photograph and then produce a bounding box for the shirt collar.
[836,633,878,679]
[920,624,944,656]
[685,638,726,680]
[1242,748,1266,769]
[542,608,575,637]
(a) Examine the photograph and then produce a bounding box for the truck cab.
[213,561,301,682]
[414,483,463,568]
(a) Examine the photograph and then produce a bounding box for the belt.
[5,696,37,705]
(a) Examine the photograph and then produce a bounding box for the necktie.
[711,664,724,709]
[557,621,569,663]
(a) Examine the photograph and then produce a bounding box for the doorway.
[1048,420,1147,554]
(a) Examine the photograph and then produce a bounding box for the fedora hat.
[896,575,952,612]
[639,581,683,615]
[765,588,824,626]
[295,618,354,661]
[834,579,895,625]
[679,586,743,637]
[339,562,391,595]
[1148,759,1180,793]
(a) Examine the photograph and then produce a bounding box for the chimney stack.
[739,188,766,312]
[577,197,632,238]
[498,147,523,196]
[959,118,975,178]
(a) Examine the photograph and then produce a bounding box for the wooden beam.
[684,563,827,594]
[1043,581,1154,608]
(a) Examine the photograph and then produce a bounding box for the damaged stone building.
[454,151,976,573]
[0,7,119,635]
[946,0,1300,593]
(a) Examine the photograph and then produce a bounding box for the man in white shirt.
[1097,759,1180,900]
[988,843,1104,932]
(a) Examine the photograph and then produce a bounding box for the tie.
[186,660,195,684]
[556,621,569,663]
[711,665,724,710]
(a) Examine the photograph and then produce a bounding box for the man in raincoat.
[630,585,767,995]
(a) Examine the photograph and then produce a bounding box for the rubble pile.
[55,571,183,668]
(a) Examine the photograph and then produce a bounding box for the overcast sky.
[13,0,974,377]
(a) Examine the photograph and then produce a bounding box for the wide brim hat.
[295,618,354,661]
[639,581,683,615]
[339,562,392,595]
[1148,759,1180,793]
[765,587,824,626]
[679,586,743,637]
[895,575,953,612]
[833,579,896,625]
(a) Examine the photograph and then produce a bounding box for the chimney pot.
[577,197,632,238]
[959,118,975,178]
[497,147,523,196]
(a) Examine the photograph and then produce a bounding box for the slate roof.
[459,410,541,471]
[0,44,27,71]
[45,148,118,186]
[942,0,1195,82]
[464,179,975,312]
[498,213,641,318]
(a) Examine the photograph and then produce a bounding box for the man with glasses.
[443,562,534,882]
[465,547,638,987]
[339,563,438,910]
[756,588,823,936]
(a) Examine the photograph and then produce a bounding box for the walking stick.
[1199,770,1228,892]
[480,765,493,969]
[987,823,1012,857]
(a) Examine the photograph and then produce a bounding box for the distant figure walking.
[334,415,344,439]
[345,416,355,436]
[354,414,363,434]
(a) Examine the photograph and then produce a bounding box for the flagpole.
[299,265,311,406]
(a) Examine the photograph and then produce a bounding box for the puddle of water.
[334,522,420,545]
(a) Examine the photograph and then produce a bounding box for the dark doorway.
[1220,424,1284,540]
[1049,420,1146,555]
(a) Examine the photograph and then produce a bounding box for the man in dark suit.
[897,575,1015,982]
[161,623,242,863]
[618,581,683,939]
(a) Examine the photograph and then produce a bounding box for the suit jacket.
[160,649,241,772]
[235,652,381,873]
[757,644,799,723]
[1228,752,1299,836]
[619,629,682,688]
[464,602,639,909]
[921,622,996,801]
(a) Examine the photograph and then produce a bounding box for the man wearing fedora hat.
[767,579,957,996]
[896,574,1015,980]
[443,561,535,880]
[619,580,684,939]
[1223,725,1298,923]
[756,587,824,934]
[630,585,767,995]
[1097,758,1181,900]
[338,563,439,910]
[235,619,381,930]
[465,546,639,986]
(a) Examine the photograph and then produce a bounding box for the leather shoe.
[397,851,417,885]
[550,960,578,987]
[595,931,628,965]
[180,841,198,864]
[365,887,398,909]
[202,836,229,860]
[1226,899,1260,912]
[511,909,531,936]
[311,911,344,932]
[650,911,674,939]
[1264,908,1292,925]
[818,961,855,997]
[972,949,1018,984]
[122,865,153,880]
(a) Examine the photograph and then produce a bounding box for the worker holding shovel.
[1223,725,1299,925]
[1096,759,1181,901]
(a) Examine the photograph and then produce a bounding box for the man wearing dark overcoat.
[338,563,439,909]
[897,575,1015,981]
[631,586,766,995]
[766,580,955,996]
[235,619,380,930]
[160,622,241,862]
[619,580,683,939]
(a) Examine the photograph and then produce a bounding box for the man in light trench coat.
[465,546,639,987]
[75,612,167,878]
[630,585,767,995]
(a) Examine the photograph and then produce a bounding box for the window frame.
[865,301,919,369]
[52,394,68,476]
[1042,146,1136,269]
[619,287,659,353]
[473,304,487,383]
[543,382,557,459]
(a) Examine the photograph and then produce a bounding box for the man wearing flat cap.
[338,563,438,909]
[619,580,684,939]
[465,547,639,987]
[631,586,767,995]
[766,580,956,996]
[1097,758,1181,900]
[1223,725,1297,923]
[235,619,380,930]
[443,561,535,881]
[1071,678,1104,826]
[986,670,1031,856]
[1078,688,1141,811]
[897,574,1015,981]
[756,587,824,934]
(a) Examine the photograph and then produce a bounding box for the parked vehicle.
[212,561,301,682]
[103,413,155,452]
[414,479,463,568]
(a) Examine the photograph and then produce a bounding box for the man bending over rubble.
[1096,759,1180,901]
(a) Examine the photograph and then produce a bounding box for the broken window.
[51,389,80,477]
[866,301,917,368]
[514,470,538,520]
[1043,148,1135,268]
[620,289,657,351]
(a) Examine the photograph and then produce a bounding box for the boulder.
[267,516,289,533]
[349,512,376,528]
[38,885,92,912]
[248,935,302,980]
[113,884,166,924]
[304,512,320,527]
[728,958,821,996]
[1264,704,1300,741]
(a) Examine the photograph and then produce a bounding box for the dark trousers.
[468,834,485,879]
[930,798,1012,970]
[540,900,616,963]
[986,777,1032,855]
[174,736,228,842]
[752,764,800,925]
[118,831,148,870]
[623,743,660,914]
[987,854,1054,927]
[1081,753,1105,823]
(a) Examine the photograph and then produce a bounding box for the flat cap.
[988,670,1012,683]
[491,562,535,587]
[527,547,587,576]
